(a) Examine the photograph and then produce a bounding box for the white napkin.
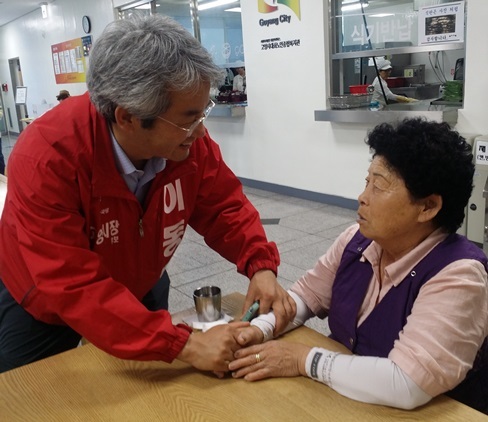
[182,313,233,332]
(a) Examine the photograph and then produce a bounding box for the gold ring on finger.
[255,353,261,363]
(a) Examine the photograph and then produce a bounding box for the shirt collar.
[109,123,166,176]
[361,227,450,287]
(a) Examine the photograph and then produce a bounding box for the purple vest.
[328,230,488,358]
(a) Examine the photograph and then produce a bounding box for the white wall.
[1,0,487,205]
[206,0,372,205]
[0,0,114,131]
[456,0,488,135]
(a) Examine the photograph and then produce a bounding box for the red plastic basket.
[386,77,406,88]
[349,84,369,94]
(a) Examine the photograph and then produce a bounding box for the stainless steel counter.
[390,84,442,100]
[315,99,460,126]
[210,103,247,117]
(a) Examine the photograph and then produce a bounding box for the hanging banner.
[51,36,91,84]
[255,0,303,52]
[15,86,27,104]
[418,1,465,45]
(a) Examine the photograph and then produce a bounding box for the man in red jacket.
[0,15,295,373]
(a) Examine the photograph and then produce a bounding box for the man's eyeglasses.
[156,100,215,138]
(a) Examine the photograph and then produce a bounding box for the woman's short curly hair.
[365,117,474,233]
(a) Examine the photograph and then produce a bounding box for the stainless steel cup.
[193,286,222,322]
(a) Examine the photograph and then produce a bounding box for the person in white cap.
[232,66,246,93]
[370,59,416,106]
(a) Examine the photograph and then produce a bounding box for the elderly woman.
[229,118,488,413]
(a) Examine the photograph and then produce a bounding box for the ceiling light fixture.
[225,7,241,13]
[119,0,155,11]
[370,13,395,18]
[40,2,48,19]
[198,0,239,11]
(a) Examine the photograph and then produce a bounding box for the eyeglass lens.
[186,101,215,136]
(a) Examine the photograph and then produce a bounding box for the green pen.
[241,300,260,322]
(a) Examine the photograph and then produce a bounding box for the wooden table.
[0,293,486,421]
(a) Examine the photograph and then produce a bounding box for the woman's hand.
[228,340,311,381]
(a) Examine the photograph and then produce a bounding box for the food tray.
[329,93,373,109]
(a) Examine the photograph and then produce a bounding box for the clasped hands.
[181,322,310,382]
[178,270,304,379]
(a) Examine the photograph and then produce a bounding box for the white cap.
[377,59,392,71]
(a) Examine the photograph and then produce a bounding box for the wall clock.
[82,15,91,34]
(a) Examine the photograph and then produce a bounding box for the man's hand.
[243,270,296,335]
[177,321,249,372]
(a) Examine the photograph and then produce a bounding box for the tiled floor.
[167,186,358,335]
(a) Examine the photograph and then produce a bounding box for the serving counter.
[315,99,460,126]
[210,102,247,117]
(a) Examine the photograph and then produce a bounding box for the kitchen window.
[328,0,465,103]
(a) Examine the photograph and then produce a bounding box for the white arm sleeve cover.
[250,290,314,342]
[305,348,432,409]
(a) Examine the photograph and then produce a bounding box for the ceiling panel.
[0,0,44,28]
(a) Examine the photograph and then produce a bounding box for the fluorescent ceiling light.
[225,7,241,13]
[370,13,394,18]
[198,0,238,11]
[40,2,48,19]
[119,1,156,11]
